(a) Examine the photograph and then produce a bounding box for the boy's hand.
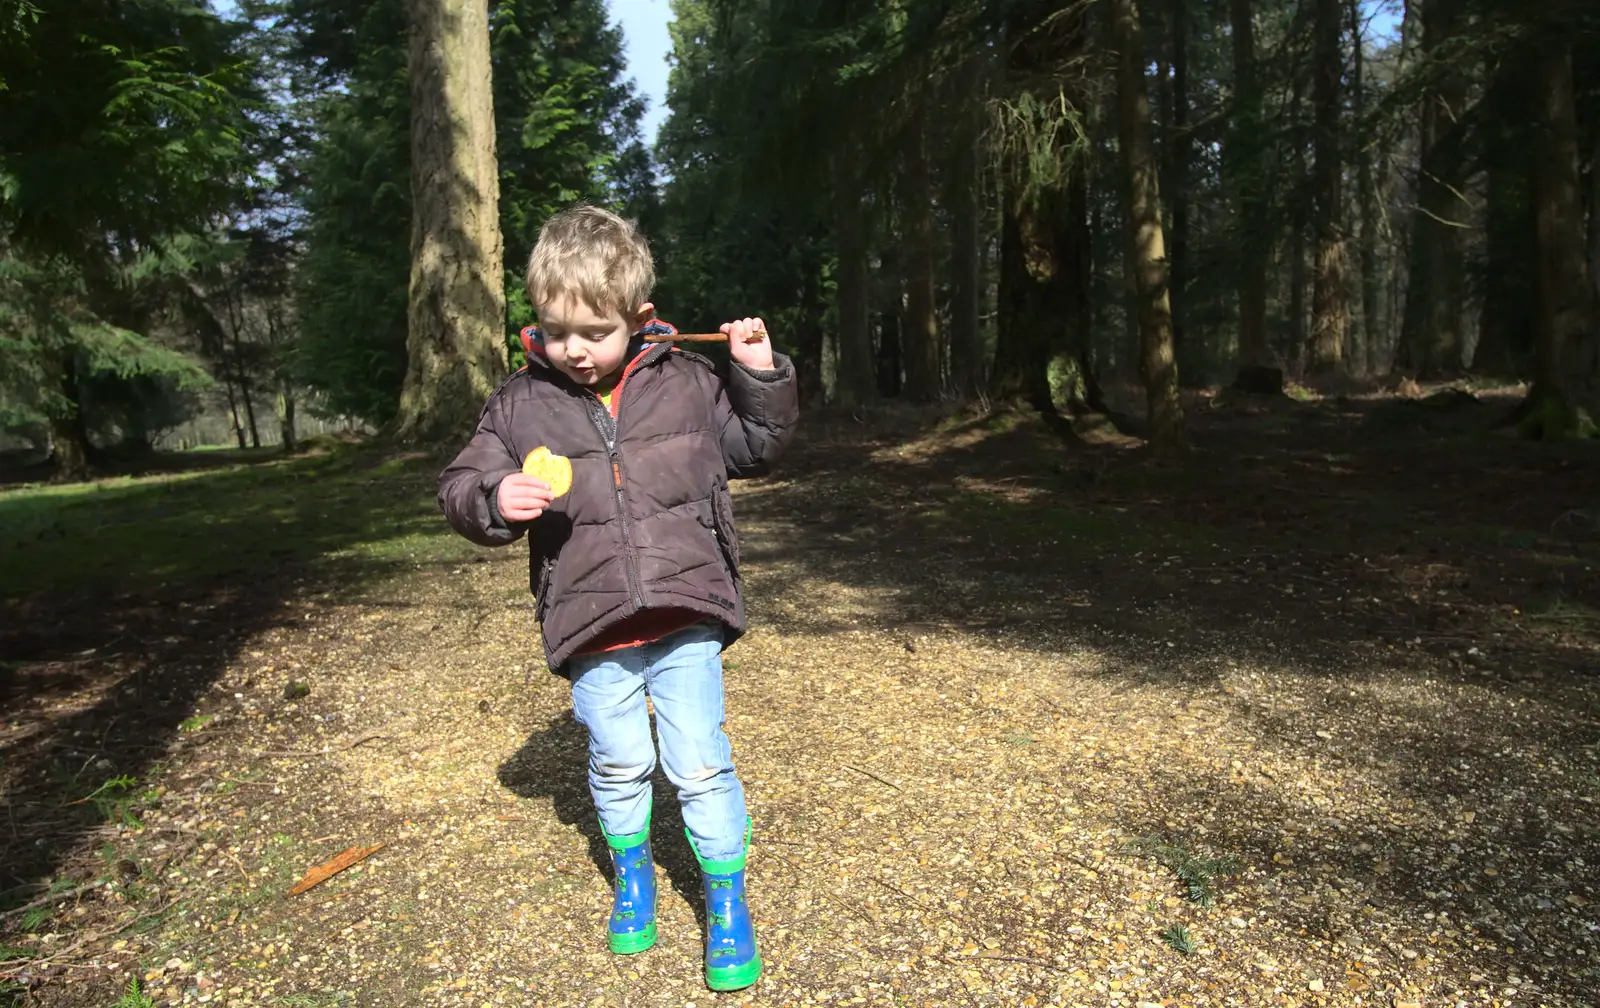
[722,316,775,371]
[497,473,555,522]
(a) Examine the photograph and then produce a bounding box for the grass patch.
[1523,596,1600,629]
[0,446,466,603]
[1123,835,1240,908]
[941,490,1223,558]
[179,714,216,733]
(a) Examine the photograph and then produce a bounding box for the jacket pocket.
[533,555,554,621]
[711,483,741,575]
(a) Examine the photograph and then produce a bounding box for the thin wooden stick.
[641,330,769,343]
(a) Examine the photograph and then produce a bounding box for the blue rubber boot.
[687,819,761,991]
[601,814,657,954]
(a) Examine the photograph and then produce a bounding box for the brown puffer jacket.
[437,333,798,672]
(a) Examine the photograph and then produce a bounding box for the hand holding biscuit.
[499,447,572,521]
[497,473,555,522]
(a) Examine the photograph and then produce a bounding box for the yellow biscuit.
[521,446,572,498]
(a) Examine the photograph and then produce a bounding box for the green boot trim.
[600,807,652,851]
[608,921,657,955]
[684,817,752,875]
[706,950,762,991]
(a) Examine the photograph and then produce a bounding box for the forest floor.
[4,383,1600,1008]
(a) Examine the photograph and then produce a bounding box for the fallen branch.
[0,881,98,924]
[841,763,902,792]
[0,899,179,979]
[937,952,1065,972]
[223,849,251,887]
[258,730,388,759]
[288,843,385,896]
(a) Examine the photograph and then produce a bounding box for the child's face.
[537,294,649,387]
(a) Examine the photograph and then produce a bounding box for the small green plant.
[82,774,136,818]
[79,775,157,827]
[114,978,156,1008]
[18,907,50,931]
[1160,923,1197,955]
[179,714,215,732]
[0,944,33,962]
[1123,835,1241,908]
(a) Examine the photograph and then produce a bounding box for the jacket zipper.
[586,344,664,612]
[609,446,644,610]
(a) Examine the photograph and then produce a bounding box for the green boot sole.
[706,950,762,991]
[608,921,657,955]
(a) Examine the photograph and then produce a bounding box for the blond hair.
[525,205,655,317]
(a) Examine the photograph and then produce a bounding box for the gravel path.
[10,404,1600,1007]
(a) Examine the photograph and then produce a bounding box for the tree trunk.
[1519,39,1596,437]
[221,287,262,448]
[1386,0,1418,356]
[1167,0,1189,372]
[1284,67,1309,371]
[901,108,942,401]
[876,306,903,398]
[395,0,507,443]
[1590,129,1600,304]
[796,249,826,406]
[1063,170,1105,413]
[240,371,261,449]
[1306,0,1348,375]
[832,154,877,407]
[1350,0,1379,375]
[991,202,1054,412]
[223,376,246,449]
[947,75,986,399]
[1396,0,1467,377]
[1111,0,1183,448]
[279,381,297,454]
[265,306,297,453]
[1474,50,1535,377]
[49,351,91,480]
[1228,0,1272,383]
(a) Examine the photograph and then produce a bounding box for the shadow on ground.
[496,712,710,927]
[726,392,1600,1001]
[0,447,469,912]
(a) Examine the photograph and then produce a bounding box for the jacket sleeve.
[716,352,800,478]
[438,391,527,546]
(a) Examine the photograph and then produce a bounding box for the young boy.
[437,205,797,992]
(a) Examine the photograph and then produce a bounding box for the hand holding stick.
[641,315,774,370]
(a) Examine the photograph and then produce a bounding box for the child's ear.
[634,302,656,325]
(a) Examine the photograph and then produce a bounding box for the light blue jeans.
[568,620,749,861]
